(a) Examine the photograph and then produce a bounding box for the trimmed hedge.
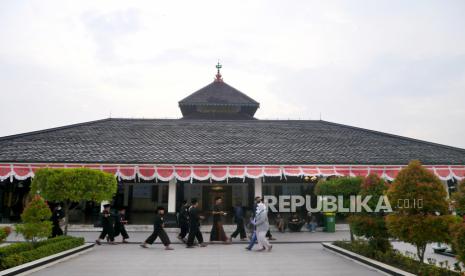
[0,236,84,270]
[333,240,462,276]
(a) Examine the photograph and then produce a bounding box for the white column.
[254,178,263,198]
[168,179,177,213]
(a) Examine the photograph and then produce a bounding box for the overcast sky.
[1,0,465,148]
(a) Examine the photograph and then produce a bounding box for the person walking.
[210,197,230,243]
[50,204,64,237]
[95,204,116,245]
[186,198,208,248]
[231,201,246,241]
[177,200,190,242]
[246,196,262,250]
[114,207,130,243]
[140,206,174,250]
[254,202,272,251]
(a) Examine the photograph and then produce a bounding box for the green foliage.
[0,226,12,243]
[315,176,362,198]
[452,179,465,216]
[315,176,362,241]
[333,240,461,276]
[349,174,391,252]
[31,168,117,203]
[450,220,465,266]
[0,236,84,270]
[15,195,52,242]
[386,160,455,263]
[30,168,117,234]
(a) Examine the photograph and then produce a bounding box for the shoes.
[245,247,252,251]
[95,240,101,245]
[268,237,276,240]
[139,244,148,248]
[177,237,187,243]
[186,245,195,248]
[199,243,208,247]
[165,246,174,250]
[122,239,129,243]
[268,245,273,252]
[108,241,117,245]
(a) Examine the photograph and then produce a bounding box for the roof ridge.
[0,118,112,141]
[320,120,465,153]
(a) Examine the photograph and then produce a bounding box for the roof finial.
[215,60,223,82]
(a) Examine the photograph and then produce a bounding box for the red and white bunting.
[1,163,464,182]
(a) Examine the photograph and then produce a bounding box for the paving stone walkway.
[30,243,382,276]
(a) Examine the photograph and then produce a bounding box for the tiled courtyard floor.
[30,243,382,276]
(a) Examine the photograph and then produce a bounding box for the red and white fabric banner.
[1,163,464,182]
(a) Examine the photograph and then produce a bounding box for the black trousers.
[145,228,170,246]
[114,225,129,239]
[187,225,204,246]
[179,222,189,239]
[99,226,115,241]
[51,223,63,238]
[231,218,246,239]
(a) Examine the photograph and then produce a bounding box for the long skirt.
[210,221,228,242]
[257,231,271,250]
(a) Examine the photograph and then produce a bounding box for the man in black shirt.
[177,200,190,242]
[140,206,174,250]
[231,201,246,241]
[114,207,129,243]
[50,204,64,238]
[95,204,116,245]
[186,198,208,248]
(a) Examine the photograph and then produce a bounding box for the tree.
[450,221,465,266]
[386,160,456,263]
[451,179,465,266]
[349,174,391,252]
[31,168,118,235]
[452,179,465,216]
[15,195,52,242]
[315,176,362,240]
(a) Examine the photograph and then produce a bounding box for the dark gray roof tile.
[0,118,464,165]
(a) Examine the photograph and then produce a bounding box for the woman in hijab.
[254,202,272,251]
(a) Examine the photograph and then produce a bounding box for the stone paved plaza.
[30,243,382,276]
[3,229,456,276]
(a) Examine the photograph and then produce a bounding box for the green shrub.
[0,243,34,258]
[349,174,390,252]
[0,236,84,269]
[333,240,461,275]
[15,195,52,242]
[386,160,455,263]
[31,168,117,234]
[450,221,465,266]
[0,226,12,243]
[452,179,465,216]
